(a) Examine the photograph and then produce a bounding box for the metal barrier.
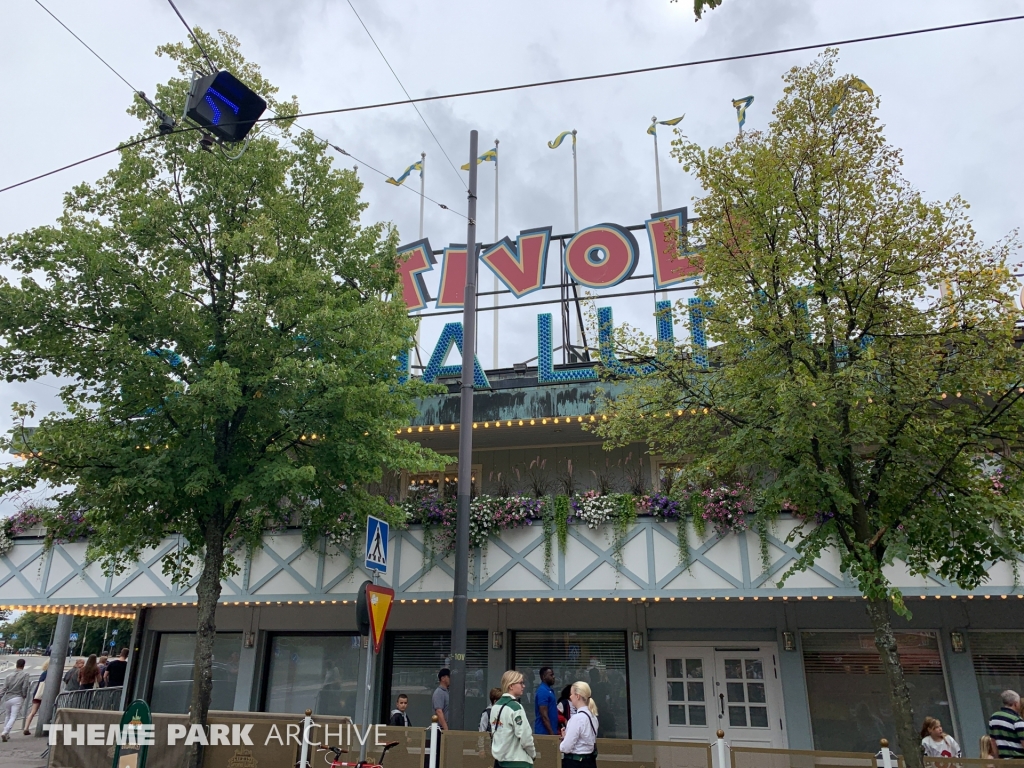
[55,685,123,711]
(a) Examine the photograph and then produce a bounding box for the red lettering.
[564,224,639,289]
[396,239,435,311]
[481,227,551,298]
[436,246,468,308]
[646,209,700,289]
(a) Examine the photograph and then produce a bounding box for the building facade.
[2,374,1024,754]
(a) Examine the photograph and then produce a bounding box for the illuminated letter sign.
[645,208,700,289]
[481,227,551,298]
[397,239,435,312]
[563,224,639,289]
[436,245,470,308]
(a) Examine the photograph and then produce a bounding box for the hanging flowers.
[700,484,753,535]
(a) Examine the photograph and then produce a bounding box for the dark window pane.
[747,682,766,703]
[668,682,686,701]
[745,659,764,680]
[264,634,361,717]
[392,632,488,730]
[150,633,240,715]
[724,659,743,679]
[749,706,769,728]
[729,706,747,727]
[669,704,687,725]
[686,659,704,679]
[802,631,951,753]
[689,705,707,726]
[666,659,684,679]
[726,682,746,703]
[687,682,705,702]
[969,632,1024,719]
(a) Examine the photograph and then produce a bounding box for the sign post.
[359,516,391,760]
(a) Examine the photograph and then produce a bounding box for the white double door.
[651,643,786,748]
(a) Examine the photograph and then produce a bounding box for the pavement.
[0,727,50,768]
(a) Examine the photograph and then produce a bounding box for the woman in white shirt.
[920,716,961,758]
[559,681,599,768]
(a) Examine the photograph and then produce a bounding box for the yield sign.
[366,583,395,654]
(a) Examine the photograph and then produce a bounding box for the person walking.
[479,687,502,732]
[0,659,32,742]
[491,670,535,768]
[389,694,412,727]
[989,690,1024,759]
[22,659,48,735]
[559,681,599,768]
[433,668,451,731]
[534,667,558,735]
[921,717,961,758]
[62,659,84,692]
[79,655,101,690]
[97,656,109,688]
[104,648,130,688]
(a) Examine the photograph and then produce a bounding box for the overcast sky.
[2,0,1023,511]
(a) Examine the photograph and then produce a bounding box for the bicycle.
[317,740,400,768]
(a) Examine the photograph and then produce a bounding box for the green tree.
[595,51,1024,763]
[0,30,437,767]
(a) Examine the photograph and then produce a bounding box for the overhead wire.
[344,0,469,192]
[18,0,466,218]
[164,0,217,74]
[5,13,1024,195]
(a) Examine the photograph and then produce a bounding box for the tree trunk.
[186,523,225,768]
[866,598,921,768]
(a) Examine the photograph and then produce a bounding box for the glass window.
[384,632,488,731]
[802,631,951,753]
[263,634,362,717]
[969,632,1024,717]
[665,656,708,728]
[149,633,241,714]
[512,631,629,738]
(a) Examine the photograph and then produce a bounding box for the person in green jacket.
[490,670,536,768]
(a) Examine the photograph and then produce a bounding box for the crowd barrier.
[49,711,1018,768]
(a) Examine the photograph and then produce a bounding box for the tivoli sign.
[398,208,710,387]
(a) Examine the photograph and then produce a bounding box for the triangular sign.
[366,583,395,654]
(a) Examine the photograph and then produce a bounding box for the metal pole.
[450,129,479,732]
[653,120,668,303]
[418,152,426,240]
[359,572,379,761]
[652,118,663,212]
[492,139,500,371]
[36,612,73,737]
[570,130,582,350]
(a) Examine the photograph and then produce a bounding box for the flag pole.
[418,152,426,239]
[492,139,500,370]
[652,117,663,212]
[415,152,426,368]
[571,130,581,350]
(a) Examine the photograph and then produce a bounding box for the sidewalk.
[0,727,49,768]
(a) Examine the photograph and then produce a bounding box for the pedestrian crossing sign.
[365,515,389,573]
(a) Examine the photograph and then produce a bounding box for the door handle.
[719,693,725,717]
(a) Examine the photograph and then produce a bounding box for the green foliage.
[554,495,571,554]
[542,498,555,577]
[595,50,1024,764]
[0,29,441,582]
[0,612,133,656]
[0,28,441,748]
[692,0,723,20]
[598,49,1024,607]
[613,493,638,568]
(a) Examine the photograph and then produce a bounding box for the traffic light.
[185,70,267,143]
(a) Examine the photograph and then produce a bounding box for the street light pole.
[449,129,479,731]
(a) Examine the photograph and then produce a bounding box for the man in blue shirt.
[534,666,559,735]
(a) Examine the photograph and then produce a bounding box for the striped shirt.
[989,707,1024,759]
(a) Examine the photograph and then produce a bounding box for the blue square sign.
[365,515,389,574]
